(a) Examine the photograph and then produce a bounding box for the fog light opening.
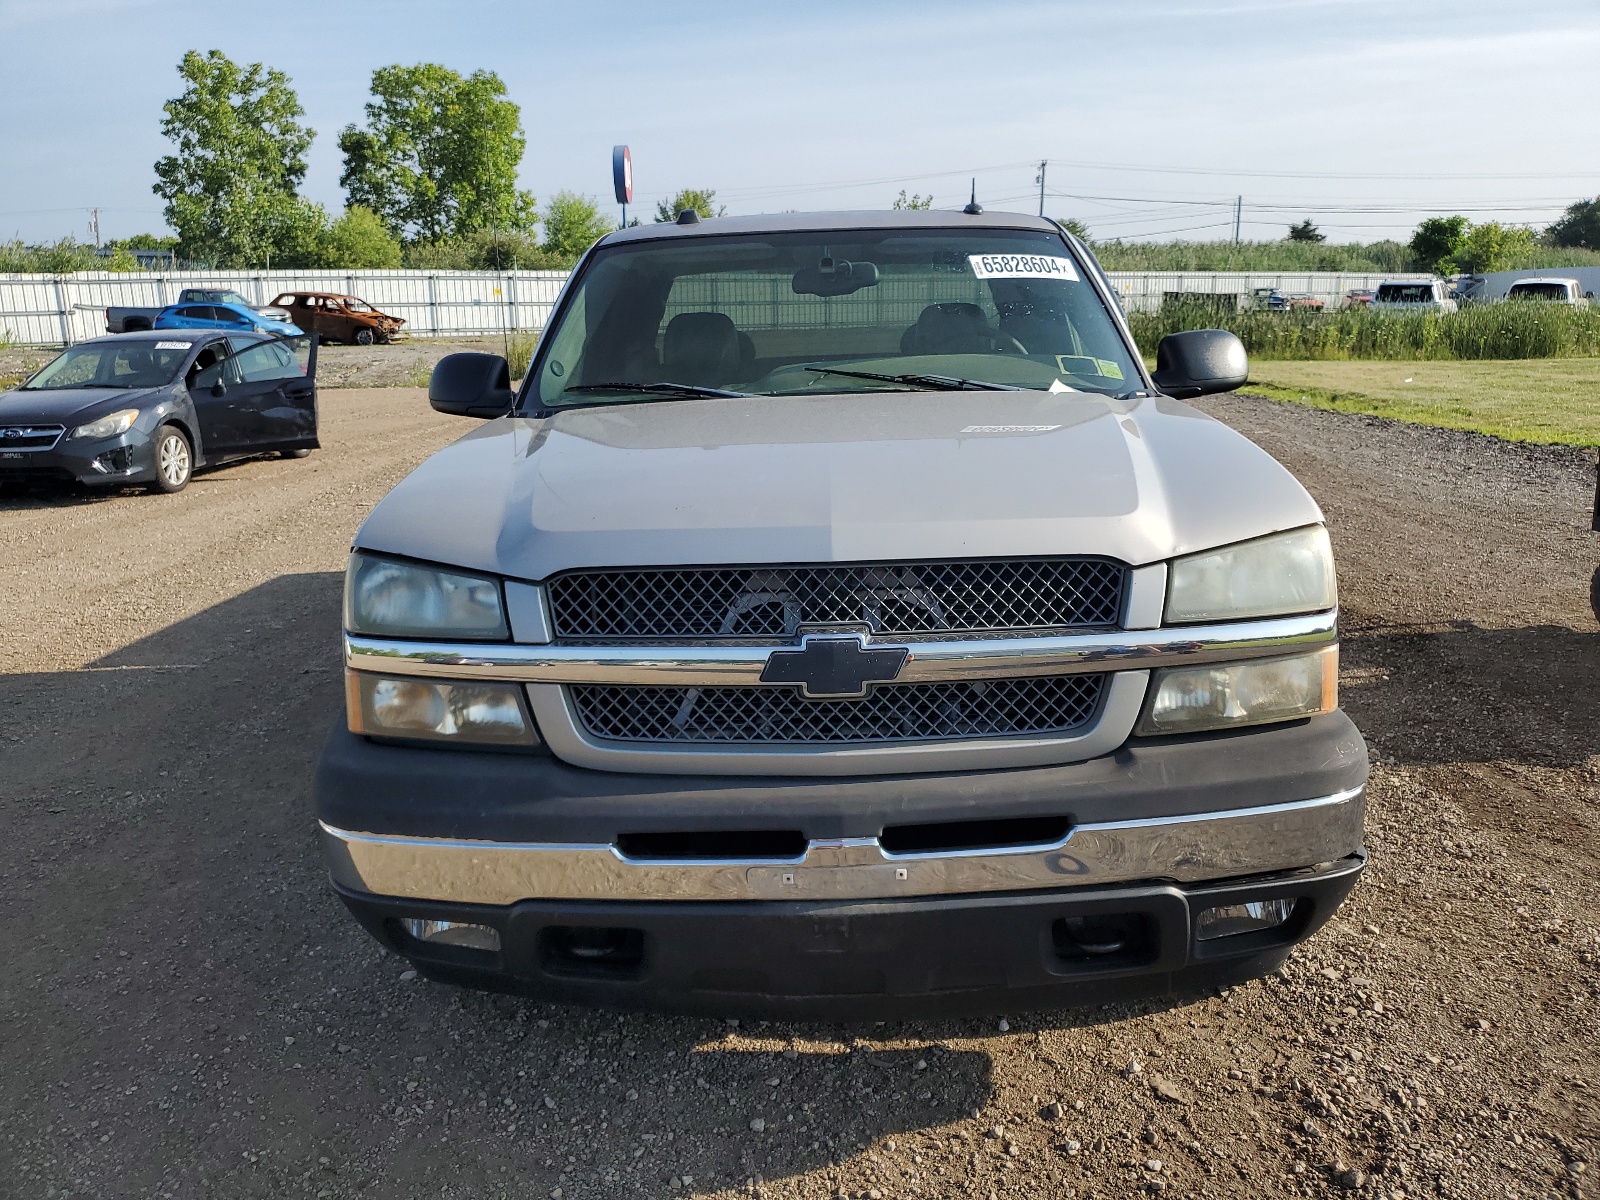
[401,918,501,952]
[1195,897,1297,942]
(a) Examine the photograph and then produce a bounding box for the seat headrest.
[662,312,740,387]
[901,303,996,356]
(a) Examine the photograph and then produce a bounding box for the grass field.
[1243,358,1600,447]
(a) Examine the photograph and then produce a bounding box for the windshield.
[1507,283,1568,300]
[1375,284,1434,303]
[184,289,251,307]
[530,228,1141,407]
[22,340,191,390]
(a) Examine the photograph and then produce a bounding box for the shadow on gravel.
[1,573,1016,1199]
[1342,619,1600,768]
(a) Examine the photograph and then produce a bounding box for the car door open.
[190,335,319,457]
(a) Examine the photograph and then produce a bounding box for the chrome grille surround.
[570,674,1107,745]
[0,425,66,452]
[546,558,1128,641]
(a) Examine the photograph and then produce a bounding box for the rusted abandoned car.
[271,292,406,345]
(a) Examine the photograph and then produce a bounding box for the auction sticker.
[154,341,192,350]
[968,254,1079,281]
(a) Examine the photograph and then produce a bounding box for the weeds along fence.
[1128,300,1600,361]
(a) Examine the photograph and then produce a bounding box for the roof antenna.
[963,179,983,216]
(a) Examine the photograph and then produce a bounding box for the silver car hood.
[354,390,1323,579]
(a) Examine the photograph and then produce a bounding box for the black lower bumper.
[336,852,1364,1019]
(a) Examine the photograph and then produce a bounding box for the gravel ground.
[1,387,1597,1200]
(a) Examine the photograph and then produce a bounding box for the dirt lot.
[1,387,1597,1200]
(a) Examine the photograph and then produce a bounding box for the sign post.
[612,145,633,228]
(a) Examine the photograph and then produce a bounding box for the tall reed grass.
[1128,300,1600,361]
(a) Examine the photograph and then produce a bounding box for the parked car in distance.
[1249,287,1322,312]
[154,301,303,337]
[1341,289,1375,308]
[1370,281,1457,312]
[317,209,1368,1018]
[1503,278,1590,307]
[271,292,406,344]
[0,330,318,494]
[106,289,292,334]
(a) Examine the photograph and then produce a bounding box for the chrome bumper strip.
[343,609,1338,688]
[320,786,1365,906]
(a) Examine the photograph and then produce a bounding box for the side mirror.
[210,380,226,397]
[1151,329,1249,399]
[429,352,514,419]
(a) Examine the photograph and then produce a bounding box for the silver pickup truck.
[316,209,1366,1018]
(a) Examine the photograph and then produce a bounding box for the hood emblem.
[2,428,21,439]
[759,633,909,700]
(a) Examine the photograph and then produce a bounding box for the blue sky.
[2,0,1597,245]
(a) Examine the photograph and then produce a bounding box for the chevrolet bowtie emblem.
[759,633,909,700]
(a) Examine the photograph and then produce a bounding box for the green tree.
[1286,219,1325,243]
[153,50,326,267]
[1547,197,1600,252]
[322,205,403,268]
[541,191,611,262]
[655,188,725,223]
[892,189,932,210]
[1454,221,1536,274]
[339,64,536,242]
[1057,218,1092,242]
[1409,215,1469,273]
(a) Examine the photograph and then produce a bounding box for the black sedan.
[0,330,319,494]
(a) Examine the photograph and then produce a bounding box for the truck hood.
[0,385,166,426]
[354,390,1324,579]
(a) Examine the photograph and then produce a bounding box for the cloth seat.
[662,312,742,387]
[900,303,997,356]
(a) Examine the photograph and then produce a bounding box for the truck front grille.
[547,558,1127,641]
[569,674,1107,745]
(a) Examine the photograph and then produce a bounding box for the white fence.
[0,269,569,347]
[0,268,1442,347]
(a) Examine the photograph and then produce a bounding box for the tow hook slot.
[1051,913,1157,969]
[539,925,646,979]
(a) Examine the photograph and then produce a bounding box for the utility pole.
[1233,195,1243,243]
[87,208,101,248]
[1036,160,1048,217]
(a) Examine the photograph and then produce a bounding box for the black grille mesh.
[570,675,1106,745]
[548,559,1126,640]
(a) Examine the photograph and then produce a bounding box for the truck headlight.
[346,671,537,746]
[1138,646,1337,735]
[345,553,508,640]
[1165,526,1336,624]
[69,408,139,440]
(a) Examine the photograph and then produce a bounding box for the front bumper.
[0,428,158,486]
[317,712,1367,1014]
[336,854,1365,1019]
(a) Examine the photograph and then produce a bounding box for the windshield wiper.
[562,381,750,400]
[804,366,1023,392]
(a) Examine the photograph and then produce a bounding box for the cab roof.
[599,208,1065,247]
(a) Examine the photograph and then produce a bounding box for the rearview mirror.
[429,352,514,419]
[1150,329,1248,398]
[792,258,880,298]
